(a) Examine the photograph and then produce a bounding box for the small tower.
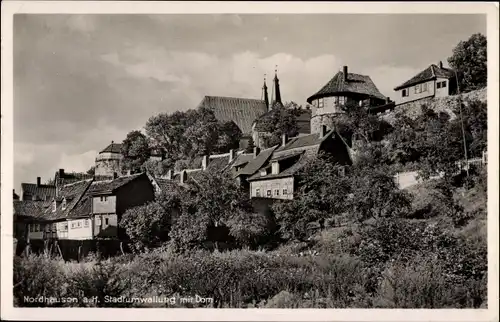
[262,74,270,110]
[95,141,123,178]
[270,65,283,109]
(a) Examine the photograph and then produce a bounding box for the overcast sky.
[13,14,486,192]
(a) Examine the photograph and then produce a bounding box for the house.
[393,61,457,105]
[20,173,155,241]
[20,177,56,201]
[231,146,279,191]
[307,66,388,134]
[247,125,352,200]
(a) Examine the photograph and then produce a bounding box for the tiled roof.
[234,145,279,177]
[47,180,93,220]
[275,132,326,153]
[307,71,386,103]
[154,178,180,193]
[198,96,268,134]
[13,200,52,219]
[232,153,254,168]
[270,150,304,162]
[248,147,319,181]
[54,171,110,186]
[100,142,123,154]
[21,183,56,201]
[394,64,456,91]
[207,155,231,172]
[87,173,144,195]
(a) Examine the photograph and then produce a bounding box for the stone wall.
[382,87,487,124]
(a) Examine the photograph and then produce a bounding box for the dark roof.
[198,96,268,134]
[47,180,93,220]
[307,71,386,103]
[100,142,123,154]
[275,132,325,153]
[207,155,231,172]
[13,200,52,219]
[154,178,180,193]
[21,183,56,200]
[234,145,279,177]
[270,150,304,162]
[54,171,109,187]
[232,153,254,168]
[248,147,319,181]
[87,173,144,195]
[394,64,456,91]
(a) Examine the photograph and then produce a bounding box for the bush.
[13,254,66,307]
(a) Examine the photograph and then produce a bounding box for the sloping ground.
[382,87,487,124]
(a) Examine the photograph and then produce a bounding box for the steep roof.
[13,200,52,219]
[307,71,386,103]
[394,64,456,91]
[87,173,144,195]
[100,142,123,154]
[234,145,279,177]
[198,96,268,134]
[275,132,325,153]
[21,183,56,200]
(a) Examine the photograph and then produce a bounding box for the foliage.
[120,191,182,250]
[141,158,173,178]
[245,136,255,153]
[121,130,151,174]
[258,102,303,148]
[86,166,96,176]
[447,33,487,92]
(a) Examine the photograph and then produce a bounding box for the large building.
[307,66,388,134]
[393,61,457,105]
[95,141,123,177]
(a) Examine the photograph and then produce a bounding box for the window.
[62,198,67,210]
[402,89,409,97]
[35,224,39,232]
[274,189,280,196]
[77,221,82,228]
[422,83,428,92]
[338,96,346,105]
[100,196,108,202]
[415,84,422,94]
[267,190,272,197]
[255,189,260,197]
[29,224,33,232]
[71,222,75,229]
[437,82,442,89]
[52,201,57,212]
[64,223,68,231]
[283,189,288,195]
[441,81,447,88]
[318,98,324,108]
[84,220,89,227]
[96,217,102,225]
[105,218,109,225]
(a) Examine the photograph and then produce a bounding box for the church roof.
[307,70,386,103]
[394,64,455,91]
[197,96,268,134]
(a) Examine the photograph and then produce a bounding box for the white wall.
[250,177,294,200]
[92,195,116,214]
[67,218,93,240]
[434,77,450,98]
[394,79,435,105]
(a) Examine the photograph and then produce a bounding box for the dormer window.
[62,198,67,210]
[260,169,267,176]
[52,200,57,213]
[271,161,280,175]
[318,98,324,108]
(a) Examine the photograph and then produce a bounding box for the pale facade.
[250,177,294,200]
[95,152,122,177]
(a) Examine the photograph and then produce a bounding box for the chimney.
[343,66,348,81]
[229,149,235,163]
[166,169,172,180]
[202,155,209,170]
[439,61,443,69]
[282,133,288,147]
[253,146,260,158]
[320,125,327,138]
[113,172,118,179]
[58,168,64,178]
[180,170,187,184]
[386,97,391,104]
[37,177,41,187]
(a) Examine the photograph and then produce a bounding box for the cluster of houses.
[13,61,460,242]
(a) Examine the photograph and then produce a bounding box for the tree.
[120,190,182,250]
[447,33,487,92]
[258,102,301,148]
[86,166,95,176]
[121,130,151,174]
[245,136,255,153]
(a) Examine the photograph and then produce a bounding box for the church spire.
[262,74,269,110]
[272,65,282,108]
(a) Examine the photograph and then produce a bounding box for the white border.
[1,2,499,321]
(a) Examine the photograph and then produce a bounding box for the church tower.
[262,75,270,110]
[270,66,283,109]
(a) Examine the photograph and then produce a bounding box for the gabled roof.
[234,145,279,177]
[197,96,268,134]
[13,200,52,219]
[87,173,145,195]
[232,153,254,168]
[47,179,93,220]
[21,183,56,200]
[275,132,326,153]
[394,64,456,91]
[100,142,123,154]
[307,71,386,103]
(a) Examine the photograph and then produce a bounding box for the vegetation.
[256,101,304,148]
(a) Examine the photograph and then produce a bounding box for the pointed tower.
[272,66,282,108]
[261,74,270,110]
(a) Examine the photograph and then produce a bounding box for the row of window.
[29,218,110,232]
[401,81,447,97]
[255,188,289,197]
[314,96,349,108]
